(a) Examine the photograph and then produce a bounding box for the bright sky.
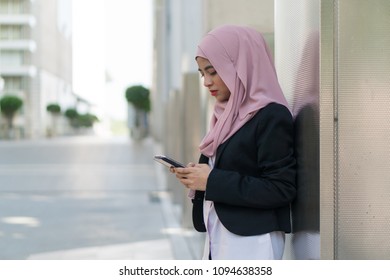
[72,0,153,121]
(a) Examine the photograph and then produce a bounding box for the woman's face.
[196,57,231,102]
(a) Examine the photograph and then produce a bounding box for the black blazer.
[192,103,296,236]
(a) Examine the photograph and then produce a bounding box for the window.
[0,50,25,66]
[0,0,25,14]
[2,76,25,91]
[0,25,23,40]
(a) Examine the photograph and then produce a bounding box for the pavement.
[0,135,204,260]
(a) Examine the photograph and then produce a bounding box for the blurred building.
[0,0,74,138]
[152,0,390,260]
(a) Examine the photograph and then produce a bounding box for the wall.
[203,0,273,33]
[321,0,390,259]
[277,0,390,260]
[275,0,320,260]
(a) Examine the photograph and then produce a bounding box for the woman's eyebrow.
[198,65,214,72]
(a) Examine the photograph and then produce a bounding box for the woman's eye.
[199,69,217,78]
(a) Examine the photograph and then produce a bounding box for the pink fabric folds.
[196,25,290,157]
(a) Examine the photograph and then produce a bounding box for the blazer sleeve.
[205,104,296,209]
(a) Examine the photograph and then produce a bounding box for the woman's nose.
[203,76,212,87]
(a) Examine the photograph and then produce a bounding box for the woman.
[173,25,296,260]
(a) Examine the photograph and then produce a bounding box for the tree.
[64,108,79,128]
[46,103,61,137]
[0,95,23,138]
[125,85,151,112]
[77,113,99,128]
[46,103,61,115]
[64,108,99,130]
[125,85,151,139]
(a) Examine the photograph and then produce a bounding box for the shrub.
[46,103,61,114]
[125,85,151,112]
[0,95,23,118]
[77,113,99,128]
[0,95,23,130]
[64,108,78,119]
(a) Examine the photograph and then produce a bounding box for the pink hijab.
[197,25,290,157]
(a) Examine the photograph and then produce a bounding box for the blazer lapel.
[199,136,232,167]
[215,137,231,166]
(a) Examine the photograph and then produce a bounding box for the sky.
[72,0,153,122]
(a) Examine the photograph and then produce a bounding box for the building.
[0,0,74,138]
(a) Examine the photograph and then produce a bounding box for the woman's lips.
[210,90,218,96]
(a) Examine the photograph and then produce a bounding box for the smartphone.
[154,155,185,168]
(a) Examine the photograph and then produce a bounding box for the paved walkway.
[0,136,204,260]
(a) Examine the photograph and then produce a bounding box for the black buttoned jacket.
[192,103,296,236]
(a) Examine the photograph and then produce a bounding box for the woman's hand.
[172,163,211,191]
[169,162,195,174]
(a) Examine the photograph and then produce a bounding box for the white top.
[202,157,285,260]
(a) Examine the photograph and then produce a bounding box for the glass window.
[0,50,24,66]
[0,0,24,14]
[0,25,23,40]
[3,76,24,91]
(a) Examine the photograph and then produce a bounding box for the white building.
[0,0,74,138]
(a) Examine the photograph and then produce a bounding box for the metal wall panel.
[319,0,336,260]
[278,0,390,260]
[336,0,390,259]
